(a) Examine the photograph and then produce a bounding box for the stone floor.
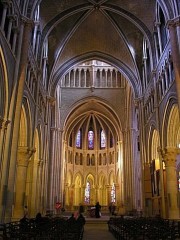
[83,222,116,240]
[82,215,116,240]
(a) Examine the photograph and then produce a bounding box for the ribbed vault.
[64,98,122,144]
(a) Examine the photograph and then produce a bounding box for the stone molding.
[17,146,36,166]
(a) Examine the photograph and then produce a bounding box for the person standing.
[24,205,28,218]
[79,203,84,215]
[109,202,116,215]
[95,202,101,218]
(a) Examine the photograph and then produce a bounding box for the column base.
[168,209,180,220]
[12,207,24,221]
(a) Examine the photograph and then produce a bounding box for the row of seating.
[0,216,85,239]
[108,216,180,240]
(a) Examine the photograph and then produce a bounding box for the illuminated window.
[85,181,90,204]
[101,130,106,148]
[88,130,94,149]
[111,183,116,203]
[76,130,81,148]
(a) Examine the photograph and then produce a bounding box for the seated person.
[77,213,86,225]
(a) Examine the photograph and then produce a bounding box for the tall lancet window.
[88,129,94,149]
[111,183,116,203]
[84,181,90,204]
[100,130,106,149]
[76,130,81,148]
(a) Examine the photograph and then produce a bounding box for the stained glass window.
[111,183,116,203]
[84,181,90,204]
[88,130,94,149]
[76,130,81,148]
[101,130,106,148]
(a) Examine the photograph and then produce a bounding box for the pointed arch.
[151,129,160,161]
[167,105,180,147]
[84,173,95,205]
[98,172,107,205]
[109,171,115,185]
[0,46,9,119]
[74,172,83,206]
[67,170,73,187]
[18,106,28,146]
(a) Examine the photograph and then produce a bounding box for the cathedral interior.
[0,0,180,223]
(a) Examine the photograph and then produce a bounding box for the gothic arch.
[167,105,180,147]
[109,171,115,185]
[98,172,107,205]
[66,170,73,187]
[156,0,173,19]
[0,46,8,120]
[64,97,122,144]
[98,172,107,186]
[18,106,28,146]
[151,129,160,161]
[162,98,179,148]
[36,124,43,159]
[51,53,139,98]
[74,173,83,206]
[21,97,33,146]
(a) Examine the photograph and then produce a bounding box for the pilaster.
[12,147,35,220]
[157,147,166,218]
[167,18,180,110]
[106,185,112,205]
[162,147,180,219]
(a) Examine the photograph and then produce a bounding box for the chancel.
[0,0,180,233]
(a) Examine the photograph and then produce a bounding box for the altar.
[87,206,96,217]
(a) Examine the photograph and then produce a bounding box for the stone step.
[85,216,110,224]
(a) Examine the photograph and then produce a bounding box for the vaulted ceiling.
[34,0,157,96]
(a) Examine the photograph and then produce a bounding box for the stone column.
[0,119,10,165]
[155,22,163,55]
[64,183,69,206]
[117,140,124,205]
[0,2,8,30]
[157,147,166,218]
[81,185,85,204]
[2,17,33,222]
[162,147,180,219]
[115,183,120,205]
[135,97,146,214]
[167,18,180,109]
[38,160,44,208]
[69,185,74,211]
[106,185,112,205]
[84,69,87,87]
[13,147,35,220]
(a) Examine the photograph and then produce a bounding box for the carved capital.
[161,147,180,167]
[37,159,43,167]
[0,118,11,130]
[17,158,29,167]
[20,16,34,28]
[0,117,4,129]
[17,146,36,163]
[166,17,180,29]
[46,95,56,105]
[1,0,11,7]
[4,120,11,129]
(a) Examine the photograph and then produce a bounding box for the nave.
[83,216,116,240]
[1,0,180,224]
[1,212,180,240]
